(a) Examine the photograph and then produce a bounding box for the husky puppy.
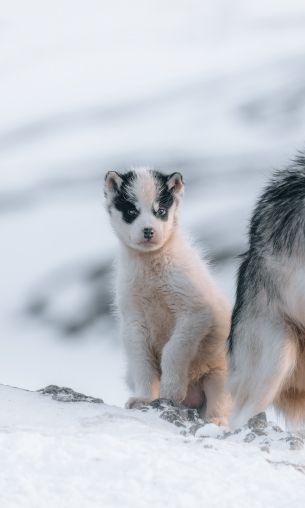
[228,155,305,428]
[104,167,231,424]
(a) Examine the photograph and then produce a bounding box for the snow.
[0,384,305,508]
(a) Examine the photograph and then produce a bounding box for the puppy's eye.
[156,208,167,217]
[127,208,138,217]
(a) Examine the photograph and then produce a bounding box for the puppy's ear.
[104,171,123,194]
[167,172,184,194]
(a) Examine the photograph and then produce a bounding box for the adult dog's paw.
[125,397,151,409]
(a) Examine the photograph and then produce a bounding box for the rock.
[137,398,201,429]
[138,402,304,452]
[148,398,177,410]
[272,425,283,433]
[244,432,256,443]
[247,412,268,432]
[38,385,104,403]
[285,436,304,451]
[189,423,205,436]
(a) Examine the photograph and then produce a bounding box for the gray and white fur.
[105,167,231,425]
[228,154,305,428]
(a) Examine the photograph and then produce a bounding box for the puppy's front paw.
[206,415,228,427]
[125,397,152,409]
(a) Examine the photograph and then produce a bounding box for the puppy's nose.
[143,227,154,240]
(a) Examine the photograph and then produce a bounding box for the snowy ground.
[1,1,305,505]
[0,384,305,508]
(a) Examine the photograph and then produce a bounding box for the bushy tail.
[228,323,297,430]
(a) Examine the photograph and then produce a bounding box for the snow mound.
[138,399,304,452]
[1,384,305,508]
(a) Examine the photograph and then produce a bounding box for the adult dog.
[228,155,305,428]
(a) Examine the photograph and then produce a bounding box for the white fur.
[105,168,231,424]
[229,253,305,429]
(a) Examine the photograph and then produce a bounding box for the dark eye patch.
[109,171,140,224]
[151,170,175,221]
[114,196,139,224]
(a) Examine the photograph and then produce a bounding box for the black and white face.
[104,168,184,252]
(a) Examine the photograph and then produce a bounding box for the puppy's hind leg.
[228,317,297,429]
[202,369,231,426]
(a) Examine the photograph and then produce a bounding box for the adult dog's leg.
[228,317,297,429]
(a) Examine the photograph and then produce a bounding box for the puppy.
[228,154,305,428]
[104,167,231,425]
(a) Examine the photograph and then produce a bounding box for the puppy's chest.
[121,263,175,344]
[139,287,174,346]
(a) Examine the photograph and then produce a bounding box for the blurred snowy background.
[1,0,305,406]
